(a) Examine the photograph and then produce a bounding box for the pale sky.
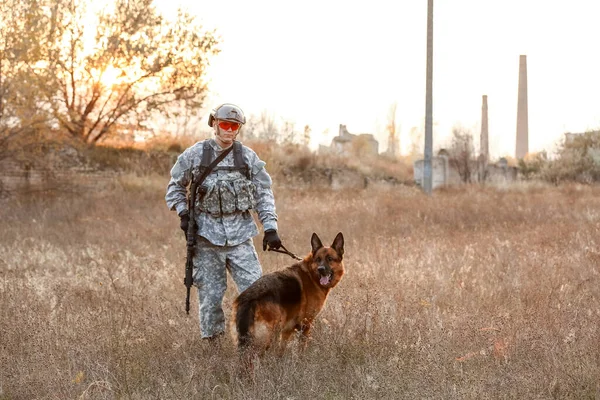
[156,0,600,159]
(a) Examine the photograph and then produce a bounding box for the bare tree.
[448,125,475,183]
[386,102,399,157]
[258,110,278,141]
[303,125,311,148]
[281,120,295,144]
[408,126,423,161]
[2,0,219,145]
[239,114,258,140]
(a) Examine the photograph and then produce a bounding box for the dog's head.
[309,232,345,289]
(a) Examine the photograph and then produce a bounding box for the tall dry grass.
[1,179,600,399]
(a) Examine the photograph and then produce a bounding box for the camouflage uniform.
[165,138,278,338]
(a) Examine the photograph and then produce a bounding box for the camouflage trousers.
[192,236,262,338]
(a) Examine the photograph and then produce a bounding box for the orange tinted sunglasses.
[218,121,241,131]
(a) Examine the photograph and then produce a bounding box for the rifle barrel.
[184,179,199,314]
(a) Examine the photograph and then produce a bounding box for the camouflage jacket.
[165,139,278,246]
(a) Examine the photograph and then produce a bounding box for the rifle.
[184,144,234,314]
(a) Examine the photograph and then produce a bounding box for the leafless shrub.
[447,125,476,183]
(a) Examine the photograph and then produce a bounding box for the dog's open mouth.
[319,273,332,286]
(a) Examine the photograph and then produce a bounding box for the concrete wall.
[486,164,518,184]
[413,156,450,189]
[0,160,117,195]
[413,156,518,188]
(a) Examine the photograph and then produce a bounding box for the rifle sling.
[194,143,235,192]
[186,144,234,242]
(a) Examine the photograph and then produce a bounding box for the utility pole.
[423,0,434,195]
[479,95,489,182]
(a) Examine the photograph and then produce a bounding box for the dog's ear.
[331,232,344,258]
[311,233,323,254]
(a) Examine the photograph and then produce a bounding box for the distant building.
[564,130,600,145]
[328,124,379,157]
[414,152,517,189]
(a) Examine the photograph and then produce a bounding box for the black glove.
[263,229,282,251]
[179,211,190,234]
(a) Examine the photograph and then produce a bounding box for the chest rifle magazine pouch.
[200,182,221,216]
[219,181,236,214]
[233,179,257,212]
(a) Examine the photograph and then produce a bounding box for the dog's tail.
[235,298,256,350]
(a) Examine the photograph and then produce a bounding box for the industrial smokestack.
[516,55,529,159]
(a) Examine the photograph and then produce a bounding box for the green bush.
[542,130,600,184]
[518,152,548,180]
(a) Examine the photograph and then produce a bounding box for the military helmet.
[208,103,246,127]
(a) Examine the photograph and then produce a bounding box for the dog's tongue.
[320,275,331,286]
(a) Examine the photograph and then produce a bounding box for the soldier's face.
[214,120,240,146]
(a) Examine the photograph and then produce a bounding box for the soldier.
[165,103,282,340]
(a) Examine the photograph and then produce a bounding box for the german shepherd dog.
[232,232,345,356]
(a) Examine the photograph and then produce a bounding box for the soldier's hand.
[179,211,190,234]
[263,229,281,251]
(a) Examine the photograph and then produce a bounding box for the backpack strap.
[200,141,213,168]
[233,141,250,179]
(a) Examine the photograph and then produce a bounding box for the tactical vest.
[200,140,250,179]
[197,141,257,217]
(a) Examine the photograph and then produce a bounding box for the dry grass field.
[1,176,600,399]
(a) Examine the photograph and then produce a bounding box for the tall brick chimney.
[515,55,529,159]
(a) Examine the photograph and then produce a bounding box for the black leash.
[268,244,303,261]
